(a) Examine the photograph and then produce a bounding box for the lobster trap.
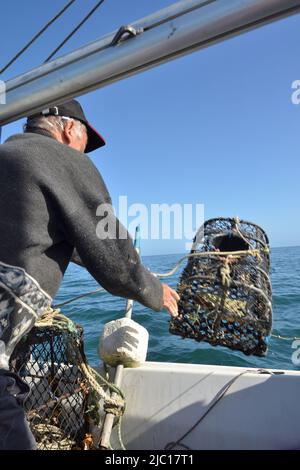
[9,313,101,450]
[169,217,272,356]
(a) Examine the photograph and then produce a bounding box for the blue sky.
[1,0,300,255]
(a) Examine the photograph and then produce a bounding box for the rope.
[44,0,107,62]
[37,309,125,417]
[220,258,231,287]
[233,216,252,249]
[0,0,76,75]
[53,287,105,308]
[116,416,126,451]
[52,251,260,310]
[271,334,300,341]
[164,368,277,450]
[36,308,77,332]
[153,249,261,278]
[233,217,269,252]
[50,252,296,345]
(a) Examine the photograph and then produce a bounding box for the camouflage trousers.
[0,261,51,450]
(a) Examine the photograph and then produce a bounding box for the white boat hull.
[108,362,300,450]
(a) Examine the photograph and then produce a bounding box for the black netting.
[10,323,97,450]
[170,218,272,356]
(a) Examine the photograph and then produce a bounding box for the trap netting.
[9,311,125,450]
[169,217,272,356]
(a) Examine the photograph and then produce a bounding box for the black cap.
[28,99,105,153]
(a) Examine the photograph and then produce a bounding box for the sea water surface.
[54,246,300,370]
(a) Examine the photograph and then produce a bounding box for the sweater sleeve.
[52,156,163,312]
[71,248,84,267]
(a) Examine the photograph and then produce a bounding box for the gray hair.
[24,115,85,139]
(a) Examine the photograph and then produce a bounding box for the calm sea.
[54,246,300,371]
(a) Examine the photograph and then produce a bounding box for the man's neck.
[24,127,56,141]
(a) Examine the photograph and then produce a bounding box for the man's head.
[24,99,105,153]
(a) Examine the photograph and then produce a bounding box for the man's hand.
[162,284,180,317]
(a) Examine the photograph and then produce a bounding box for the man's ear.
[62,119,74,144]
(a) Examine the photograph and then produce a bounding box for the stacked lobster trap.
[9,312,122,450]
[9,315,94,449]
[170,217,272,356]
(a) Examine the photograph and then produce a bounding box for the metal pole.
[99,226,140,450]
[1,0,300,124]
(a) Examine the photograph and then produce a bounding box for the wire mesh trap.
[169,217,272,356]
[9,313,101,450]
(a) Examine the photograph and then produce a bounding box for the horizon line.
[141,244,300,257]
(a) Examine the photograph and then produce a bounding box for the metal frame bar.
[1,0,300,124]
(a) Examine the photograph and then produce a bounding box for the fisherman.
[0,99,179,450]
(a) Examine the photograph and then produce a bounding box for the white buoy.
[99,317,149,368]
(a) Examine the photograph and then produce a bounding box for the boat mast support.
[1,0,300,124]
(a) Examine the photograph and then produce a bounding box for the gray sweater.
[0,132,163,311]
